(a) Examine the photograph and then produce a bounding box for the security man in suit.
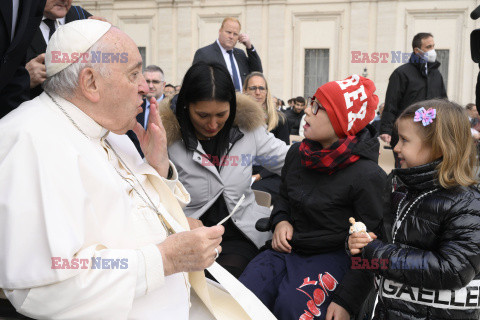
[0,0,46,118]
[25,0,92,99]
[192,17,262,91]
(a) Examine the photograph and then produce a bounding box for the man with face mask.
[379,32,447,167]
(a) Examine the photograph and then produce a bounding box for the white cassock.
[0,93,277,320]
[0,92,194,319]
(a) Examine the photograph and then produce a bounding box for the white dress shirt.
[144,94,164,128]
[40,16,66,44]
[216,39,243,88]
[11,0,19,41]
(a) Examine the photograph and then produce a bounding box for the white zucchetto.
[45,19,111,77]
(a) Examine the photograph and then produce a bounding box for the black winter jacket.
[362,161,480,320]
[283,108,304,135]
[270,125,387,314]
[380,53,447,146]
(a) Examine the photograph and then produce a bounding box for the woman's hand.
[348,232,377,255]
[252,174,261,182]
[272,221,293,253]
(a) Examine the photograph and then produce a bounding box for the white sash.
[162,205,277,320]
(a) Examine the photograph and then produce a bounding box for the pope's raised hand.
[132,97,170,178]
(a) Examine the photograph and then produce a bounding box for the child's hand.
[272,221,293,253]
[348,232,377,255]
[326,302,350,320]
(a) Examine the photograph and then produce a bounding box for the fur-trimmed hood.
[159,92,266,146]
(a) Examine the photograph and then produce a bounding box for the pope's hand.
[348,232,376,255]
[157,226,224,275]
[132,97,170,178]
[187,217,204,230]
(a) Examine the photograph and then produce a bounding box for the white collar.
[42,16,66,27]
[43,93,109,140]
[216,39,232,54]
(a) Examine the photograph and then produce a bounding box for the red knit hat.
[313,75,378,138]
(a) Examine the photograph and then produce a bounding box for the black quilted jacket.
[362,160,480,319]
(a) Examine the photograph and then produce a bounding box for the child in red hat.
[240,75,387,320]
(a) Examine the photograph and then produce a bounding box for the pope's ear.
[78,67,101,103]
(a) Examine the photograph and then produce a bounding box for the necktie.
[144,103,150,128]
[227,50,241,91]
[43,18,56,40]
[6,0,12,41]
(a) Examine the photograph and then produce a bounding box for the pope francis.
[0,20,275,320]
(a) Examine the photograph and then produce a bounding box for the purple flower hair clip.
[414,107,436,126]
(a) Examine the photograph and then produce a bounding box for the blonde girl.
[349,99,480,320]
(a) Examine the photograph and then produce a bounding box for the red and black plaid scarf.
[299,137,360,174]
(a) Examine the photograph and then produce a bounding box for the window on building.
[304,49,329,98]
[138,47,146,70]
[436,49,449,89]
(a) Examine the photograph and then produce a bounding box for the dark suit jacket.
[192,41,262,84]
[0,0,45,118]
[26,6,91,99]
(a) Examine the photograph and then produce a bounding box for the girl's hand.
[272,221,293,253]
[348,232,377,255]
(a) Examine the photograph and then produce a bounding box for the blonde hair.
[221,17,241,30]
[243,72,285,131]
[397,99,478,188]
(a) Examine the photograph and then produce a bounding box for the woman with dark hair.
[159,62,290,277]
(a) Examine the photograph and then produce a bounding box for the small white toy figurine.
[348,217,372,240]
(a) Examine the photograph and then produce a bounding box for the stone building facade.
[78,0,480,105]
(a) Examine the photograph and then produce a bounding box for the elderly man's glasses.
[247,86,266,92]
[308,98,325,115]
